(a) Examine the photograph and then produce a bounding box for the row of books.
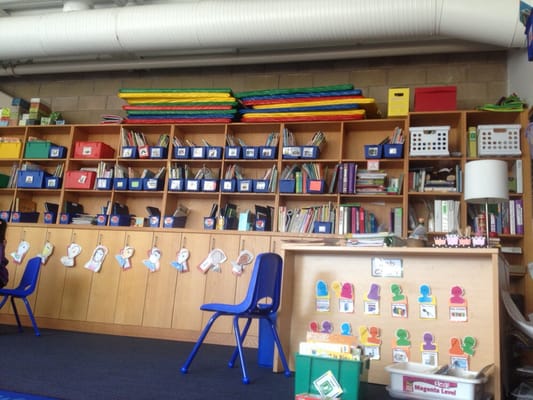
[470,199,525,236]
[335,162,388,194]
[409,165,461,193]
[337,204,383,235]
[431,199,460,233]
[278,203,335,233]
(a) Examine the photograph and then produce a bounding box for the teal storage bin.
[295,353,367,400]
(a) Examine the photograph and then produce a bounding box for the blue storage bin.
[206,146,223,159]
[149,146,168,159]
[364,144,383,159]
[59,213,72,224]
[243,146,259,159]
[44,212,57,224]
[253,179,270,193]
[204,217,216,230]
[49,145,67,159]
[202,179,219,192]
[168,178,185,191]
[96,214,109,226]
[96,177,113,190]
[17,170,50,188]
[11,211,39,223]
[173,146,190,159]
[237,179,253,192]
[0,211,11,222]
[191,147,206,159]
[121,146,138,159]
[185,179,201,191]
[306,179,325,194]
[220,179,236,192]
[384,143,404,158]
[259,146,277,159]
[163,216,187,228]
[113,178,128,190]
[128,178,143,191]
[45,176,62,189]
[301,145,320,159]
[225,146,241,159]
[282,146,301,159]
[143,178,163,191]
[313,221,333,234]
[109,214,131,226]
[279,179,295,193]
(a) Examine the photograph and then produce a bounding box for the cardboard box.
[414,86,457,112]
[388,88,410,116]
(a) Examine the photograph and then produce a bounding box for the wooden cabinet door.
[113,230,152,325]
[142,231,182,328]
[34,227,70,319]
[86,229,125,323]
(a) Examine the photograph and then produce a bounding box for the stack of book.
[356,170,387,194]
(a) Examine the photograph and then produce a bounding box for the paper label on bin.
[402,376,459,398]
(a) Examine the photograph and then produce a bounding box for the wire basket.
[477,124,521,156]
[409,126,450,156]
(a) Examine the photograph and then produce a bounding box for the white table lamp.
[464,159,509,247]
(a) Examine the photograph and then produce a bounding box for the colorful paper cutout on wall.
[420,332,439,367]
[231,250,254,275]
[309,320,333,333]
[116,245,135,270]
[143,246,162,272]
[10,240,30,264]
[364,283,380,315]
[448,336,475,370]
[340,322,352,336]
[316,280,330,312]
[85,244,108,273]
[391,283,408,318]
[61,242,82,267]
[358,325,381,360]
[449,285,468,322]
[331,281,354,313]
[38,241,54,265]
[418,284,437,319]
[170,248,190,272]
[392,328,411,362]
[197,248,227,273]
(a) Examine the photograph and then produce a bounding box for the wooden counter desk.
[277,244,501,398]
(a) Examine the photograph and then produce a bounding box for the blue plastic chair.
[181,252,292,384]
[0,256,42,336]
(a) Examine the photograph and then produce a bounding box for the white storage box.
[477,124,521,156]
[409,126,450,156]
[386,362,489,400]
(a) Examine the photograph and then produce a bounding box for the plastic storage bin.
[295,353,365,400]
[477,124,521,156]
[74,141,115,159]
[409,126,450,156]
[0,141,22,159]
[385,362,489,400]
[24,140,53,158]
[64,170,97,189]
[414,86,457,112]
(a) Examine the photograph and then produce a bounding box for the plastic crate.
[477,124,521,156]
[409,126,450,156]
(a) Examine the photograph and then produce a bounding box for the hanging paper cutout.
[420,332,439,367]
[392,328,411,363]
[449,285,468,322]
[143,247,162,272]
[61,242,82,267]
[170,248,190,272]
[358,325,381,360]
[391,283,408,318]
[340,322,352,336]
[115,245,135,270]
[231,250,254,275]
[85,245,108,272]
[449,336,472,370]
[308,320,333,333]
[11,240,30,264]
[197,248,227,273]
[364,283,380,315]
[38,242,54,265]
[418,284,437,319]
[333,281,354,313]
[316,280,330,312]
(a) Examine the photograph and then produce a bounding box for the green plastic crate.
[0,173,8,188]
[295,353,367,400]
[24,140,52,158]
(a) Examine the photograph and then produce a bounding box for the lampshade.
[464,159,509,204]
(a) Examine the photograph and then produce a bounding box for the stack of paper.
[235,84,378,122]
[118,88,239,124]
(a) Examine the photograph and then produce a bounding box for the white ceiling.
[0,0,527,76]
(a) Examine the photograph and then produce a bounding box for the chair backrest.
[16,257,42,295]
[239,252,283,315]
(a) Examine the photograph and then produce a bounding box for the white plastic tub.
[385,362,489,400]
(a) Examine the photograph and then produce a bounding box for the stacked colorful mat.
[235,84,379,122]
[118,88,238,123]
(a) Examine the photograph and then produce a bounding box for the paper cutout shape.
[170,248,190,272]
[395,328,411,347]
[197,248,227,273]
[364,283,380,315]
[309,321,319,332]
[418,284,437,319]
[340,322,351,335]
[392,328,411,362]
[11,240,30,264]
[61,242,82,267]
[359,325,381,360]
[38,242,54,265]
[85,245,108,272]
[420,332,439,367]
[450,285,465,304]
[308,320,333,333]
[449,285,468,322]
[422,332,437,351]
[143,247,162,272]
[316,280,330,312]
[391,283,405,302]
[115,245,135,270]
[231,250,254,275]
[391,283,408,318]
[461,336,476,356]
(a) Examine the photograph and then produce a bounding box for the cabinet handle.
[240,238,245,251]
[211,237,215,250]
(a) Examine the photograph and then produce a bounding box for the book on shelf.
[508,159,523,194]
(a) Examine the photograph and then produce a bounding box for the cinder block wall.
[0,51,507,124]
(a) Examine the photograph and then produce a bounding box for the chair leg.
[9,297,23,333]
[22,297,41,336]
[232,316,250,384]
[228,318,252,368]
[267,316,292,377]
[181,312,221,374]
[0,295,8,310]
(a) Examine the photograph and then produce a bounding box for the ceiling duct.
[0,0,526,76]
